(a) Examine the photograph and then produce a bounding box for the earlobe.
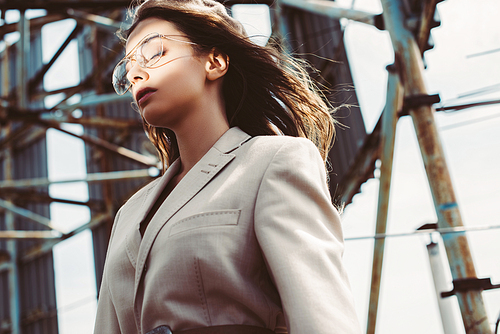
[206,48,229,81]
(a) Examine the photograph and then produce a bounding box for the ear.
[205,48,229,81]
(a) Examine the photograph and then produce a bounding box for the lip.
[135,87,157,105]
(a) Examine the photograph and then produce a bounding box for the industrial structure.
[0,0,498,333]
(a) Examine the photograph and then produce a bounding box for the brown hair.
[122,0,335,172]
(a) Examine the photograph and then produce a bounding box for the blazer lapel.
[133,127,251,302]
[125,159,181,269]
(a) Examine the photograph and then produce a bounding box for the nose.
[126,60,149,86]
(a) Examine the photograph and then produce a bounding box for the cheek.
[168,66,207,100]
[140,65,206,126]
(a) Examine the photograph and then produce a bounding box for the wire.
[345,223,500,241]
[435,99,500,112]
[466,47,500,59]
[439,111,500,131]
[456,83,500,99]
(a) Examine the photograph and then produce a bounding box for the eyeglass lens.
[112,33,164,95]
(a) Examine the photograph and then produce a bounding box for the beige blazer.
[94,127,360,334]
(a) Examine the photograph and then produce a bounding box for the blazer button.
[143,264,147,273]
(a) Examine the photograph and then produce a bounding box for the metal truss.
[0,6,156,239]
[0,2,157,333]
[274,0,493,333]
[0,0,495,334]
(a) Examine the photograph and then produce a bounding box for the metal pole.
[366,68,403,334]
[427,241,463,334]
[279,0,377,26]
[0,231,61,239]
[5,191,20,334]
[272,0,293,54]
[4,154,20,334]
[380,0,492,333]
[3,12,25,333]
[0,198,65,233]
[42,120,158,167]
[92,25,116,219]
[0,169,155,189]
[17,10,29,109]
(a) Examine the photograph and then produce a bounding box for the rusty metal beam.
[56,92,132,112]
[0,14,66,38]
[20,212,111,263]
[279,0,378,26]
[379,0,492,333]
[66,8,123,32]
[17,11,29,110]
[7,12,30,334]
[30,81,90,100]
[40,120,158,167]
[417,0,440,55]
[0,169,155,189]
[3,108,141,129]
[30,39,122,101]
[0,120,35,151]
[0,231,61,239]
[0,214,110,276]
[338,118,381,206]
[0,1,130,11]
[45,115,142,129]
[1,189,105,210]
[11,126,47,151]
[270,0,292,54]
[0,213,111,273]
[29,23,83,93]
[366,68,403,334]
[0,126,47,163]
[0,198,65,233]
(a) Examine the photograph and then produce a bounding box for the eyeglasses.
[112,32,197,95]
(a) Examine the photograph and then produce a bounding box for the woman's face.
[125,17,208,128]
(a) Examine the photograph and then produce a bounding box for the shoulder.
[251,133,315,146]
[246,134,320,159]
[240,134,328,185]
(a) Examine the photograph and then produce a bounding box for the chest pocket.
[168,209,241,237]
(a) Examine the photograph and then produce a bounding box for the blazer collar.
[133,127,251,310]
[129,127,250,234]
[212,126,252,154]
[125,159,181,270]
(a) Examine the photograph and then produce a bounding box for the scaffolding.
[0,0,498,333]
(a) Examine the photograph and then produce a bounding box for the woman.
[94,0,360,333]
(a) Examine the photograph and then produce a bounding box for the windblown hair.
[121,0,336,172]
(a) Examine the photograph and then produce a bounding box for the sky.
[2,0,500,333]
[335,0,500,333]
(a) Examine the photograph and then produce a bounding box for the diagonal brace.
[0,198,65,234]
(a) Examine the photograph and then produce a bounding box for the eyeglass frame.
[112,32,198,95]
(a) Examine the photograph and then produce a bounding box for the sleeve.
[254,138,361,334]
[94,278,121,334]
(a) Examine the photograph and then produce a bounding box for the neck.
[172,85,229,178]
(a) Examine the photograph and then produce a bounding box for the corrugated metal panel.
[76,22,157,290]
[282,7,367,203]
[84,97,153,289]
[0,22,59,334]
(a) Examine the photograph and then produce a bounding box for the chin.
[141,109,174,129]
